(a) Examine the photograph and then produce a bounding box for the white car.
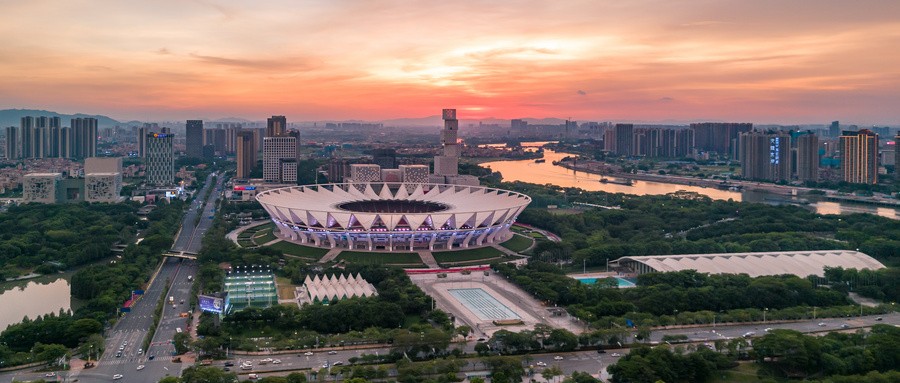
[303,351,314,356]
[113,374,124,380]
[764,328,773,332]
[261,358,274,363]
[553,356,564,360]
[536,362,547,367]
[611,353,622,357]
[272,359,281,364]
[45,373,56,377]
[818,322,827,327]
[327,351,338,355]
[137,365,145,371]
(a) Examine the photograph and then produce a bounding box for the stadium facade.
[256,182,531,252]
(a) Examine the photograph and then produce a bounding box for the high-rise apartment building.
[829,121,840,138]
[895,133,900,183]
[70,117,98,159]
[146,132,175,186]
[691,122,752,157]
[739,131,791,182]
[796,132,819,182]
[372,149,398,169]
[266,115,287,137]
[4,126,18,160]
[434,109,460,176]
[614,123,634,156]
[185,120,204,158]
[511,119,527,131]
[839,130,878,184]
[263,136,297,183]
[236,131,256,179]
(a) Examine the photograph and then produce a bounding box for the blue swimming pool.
[575,276,637,288]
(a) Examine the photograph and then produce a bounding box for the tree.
[181,366,237,383]
[174,332,192,355]
[541,365,564,383]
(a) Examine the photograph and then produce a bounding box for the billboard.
[233,186,257,191]
[198,295,224,314]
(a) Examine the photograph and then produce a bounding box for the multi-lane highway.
[44,172,222,383]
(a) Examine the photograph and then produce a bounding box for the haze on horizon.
[1,0,899,125]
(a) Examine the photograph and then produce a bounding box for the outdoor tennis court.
[449,288,520,320]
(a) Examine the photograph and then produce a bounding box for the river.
[0,273,77,331]
[481,145,899,220]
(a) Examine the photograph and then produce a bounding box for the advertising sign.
[198,295,224,314]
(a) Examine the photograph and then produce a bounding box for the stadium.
[256,182,531,252]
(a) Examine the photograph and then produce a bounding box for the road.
[3,173,225,383]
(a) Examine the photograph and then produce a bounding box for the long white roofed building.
[614,250,885,278]
[301,273,377,304]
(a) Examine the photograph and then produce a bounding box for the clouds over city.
[0,0,898,123]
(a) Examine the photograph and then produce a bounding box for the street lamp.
[763,308,768,323]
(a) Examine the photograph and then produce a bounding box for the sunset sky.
[1,0,899,124]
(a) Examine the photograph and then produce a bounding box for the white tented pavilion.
[302,273,378,304]
[614,250,885,278]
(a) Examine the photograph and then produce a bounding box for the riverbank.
[554,160,812,197]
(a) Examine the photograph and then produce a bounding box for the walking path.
[318,248,343,263]
[418,251,439,268]
[226,220,270,245]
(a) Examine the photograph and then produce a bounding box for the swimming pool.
[575,276,637,288]
[448,288,520,320]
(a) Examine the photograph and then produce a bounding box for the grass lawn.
[336,251,423,265]
[253,228,277,244]
[237,238,255,247]
[709,362,763,383]
[528,232,544,238]
[267,241,329,260]
[275,277,297,301]
[433,247,504,264]
[439,258,504,267]
[500,234,533,253]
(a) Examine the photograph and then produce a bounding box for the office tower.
[263,136,297,183]
[4,126,18,160]
[829,121,840,138]
[328,158,350,182]
[21,117,34,158]
[185,120,204,158]
[146,132,175,186]
[511,119,527,130]
[236,131,256,179]
[348,164,382,183]
[70,118,98,159]
[839,130,878,184]
[614,123,634,156]
[434,109,460,176]
[399,165,429,184]
[896,134,900,181]
[266,115,287,137]
[691,122,752,156]
[137,126,149,157]
[739,131,791,182]
[372,148,398,169]
[797,132,820,182]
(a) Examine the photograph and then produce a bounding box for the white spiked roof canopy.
[257,182,531,232]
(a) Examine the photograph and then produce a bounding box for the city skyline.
[2,1,899,125]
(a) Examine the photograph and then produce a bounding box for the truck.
[169,296,174,304]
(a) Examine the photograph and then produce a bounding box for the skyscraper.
[146,132,175,186]
[840,130,878,184]
[70,117,98,159]
[614,123,634,156]
[829,121,840,138]
[797,132,820,182]
[691,122,752,157]
[895,133,900,183]
[236,131,256,179]
[4,126,18,160]
[185,120,204,158]
[434,109,460,176]
[739,130,791,182]
[263,136,297,183]
[266,115,287,137]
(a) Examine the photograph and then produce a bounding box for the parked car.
[553,356,563,361]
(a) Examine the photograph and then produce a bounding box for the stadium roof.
[303,273,377,304]
[616,250,885,277]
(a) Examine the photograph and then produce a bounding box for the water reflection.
[0,275,73,331]
[482,146,897,219]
